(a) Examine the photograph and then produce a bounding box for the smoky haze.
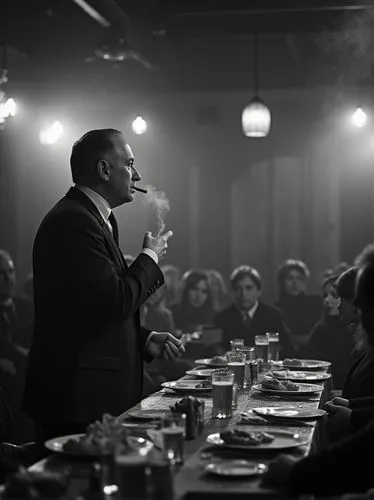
[142,185,171,237]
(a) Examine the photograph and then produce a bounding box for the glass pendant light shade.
[242,97,271,137]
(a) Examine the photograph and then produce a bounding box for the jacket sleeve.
[289,421,374,495]
[350,396,374,409]
[35,211,164,324]
[351,408,374,431]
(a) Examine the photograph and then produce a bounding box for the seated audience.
[160,264,182,308]
[274,259,322,350]
[214,265,293,353]
[171,269,215,332]
[307,272,355,388]
[263,262,374,495]
[0,250,34,443]
[207,269,231,312]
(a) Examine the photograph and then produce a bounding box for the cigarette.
[133,186,148,194]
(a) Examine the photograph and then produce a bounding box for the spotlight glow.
[39,121,64,145]
[132,115,147,135]
[352,107,367,128]
[0,97,17,123]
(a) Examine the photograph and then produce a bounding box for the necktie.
[109,212,119,245]
[243,311,252,329]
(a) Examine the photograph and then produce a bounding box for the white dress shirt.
[242,301,259,321]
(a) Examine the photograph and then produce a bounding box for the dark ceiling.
[2,0,374,94]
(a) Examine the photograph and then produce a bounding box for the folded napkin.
[146,429,163,451]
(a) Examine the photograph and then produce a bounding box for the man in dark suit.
[214,265,292,354]
[23,129,184,443]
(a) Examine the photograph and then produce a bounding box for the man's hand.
[0,358,17,376]
[143,231,173,261]
[325,396,349,408]
[147,332,185,360]
[262,455,298,487]
[324,402,352,441]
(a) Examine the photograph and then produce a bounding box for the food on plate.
[210,356,227,364]
[261,378,286,390]
[220,428,275,446]
[283,358,303,366]
[282,380,299,391]
[195,379,212,389]
[62,413,129,455]
[261,377,299,392]
[271,370,306,379]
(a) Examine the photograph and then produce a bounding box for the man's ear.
[97,159,111,181]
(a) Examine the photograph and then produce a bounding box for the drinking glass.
[255,335,269,364]
[212,369,234,419]
[115,448,148,499]
[239,346,255,388]
[161,414,186,465]
[230,338,244,351]
[266,332,280,362]
[227,351,246,388]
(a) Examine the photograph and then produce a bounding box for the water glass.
[161,414,186,465]
[230,338,245,351]
[239,346,255,388]
[212,369,234,419]
[266,332,280,362]
[255,335,269,364]
[227,351,246,388]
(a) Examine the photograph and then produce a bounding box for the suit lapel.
[65,187,127,275]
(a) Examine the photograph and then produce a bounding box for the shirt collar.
[241,301,259,319]
[75,185,112,223]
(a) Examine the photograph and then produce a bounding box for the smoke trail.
[143,185,170,237]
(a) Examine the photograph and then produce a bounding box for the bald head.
[70,129,123,184]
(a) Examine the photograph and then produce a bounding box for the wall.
[1,86,374,300]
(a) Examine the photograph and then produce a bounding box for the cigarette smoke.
[143,185,170,237]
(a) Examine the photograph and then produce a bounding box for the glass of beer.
[227,351,245,388]
[161,414,186,465]
[255,335,269,365]
[230,338,244,351]
[212,369,234,419]
[266,332,280,362]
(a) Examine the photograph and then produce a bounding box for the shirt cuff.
[145,331,157,349]
[142,248,158,264]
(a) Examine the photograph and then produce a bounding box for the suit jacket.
[23,187,164,424]
[214,302,293,354]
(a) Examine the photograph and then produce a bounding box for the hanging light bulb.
[242,33,271,138]
[242,98,271,137]
[132,115,147,135]
[351,107,367,128]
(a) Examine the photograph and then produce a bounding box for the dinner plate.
[277,359,331,371]
[206,430,309,450]
[44,434,153,457]
[253,383,324,396]
[126,409,171,421]
[269,370,331,382]
[205,460,268,477]
[253,406,326,420]
[185,368,214,378]
[161,380,212,392]
[194,358,228,368]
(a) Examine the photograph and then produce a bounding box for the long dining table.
[29,371,329,499]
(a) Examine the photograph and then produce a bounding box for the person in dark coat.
[171,269,215,332]
[214,265,293,354]
[263,262,374,495]
[23,129,184,444]
[274,259,322,350]
[306,273,355,388]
